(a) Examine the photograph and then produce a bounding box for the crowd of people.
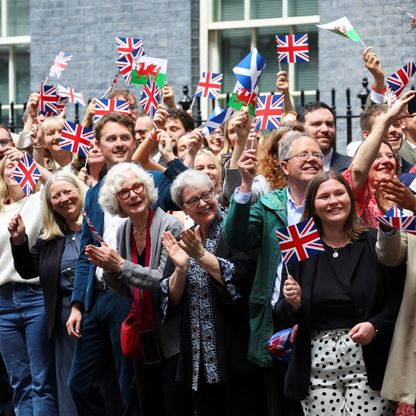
[0,47,416,416]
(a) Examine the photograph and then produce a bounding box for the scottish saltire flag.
[254,94,284,130]
[116,54,135,85]
[232,48,266,92]
[195,72,223,99]
[48,51,72,79]
[202,107,233,135]
[140,79,160,118]
[317,17,362,42]
[377,206,416,234]
[38,84,67,116]
[386,62,416,97]
[81,208,104,243]
[57,84,85,106]
[276,218,325,264]
[59,121,94,157]
[13,153,41,196]
[131,56,167,88]
[276,34,309,63]
[228,82,258,116]
[93,99,130,123]
[267,327,293,362]
[115,37,144,58]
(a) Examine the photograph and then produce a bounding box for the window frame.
[199,0,319,119]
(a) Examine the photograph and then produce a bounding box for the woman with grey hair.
[83,162,192,416]
[159,169,264,416]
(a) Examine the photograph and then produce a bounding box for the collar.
[286,187,305,210]
[323,147,334,171]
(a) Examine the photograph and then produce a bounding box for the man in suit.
[67,113,187,415]
[297,102,351,173]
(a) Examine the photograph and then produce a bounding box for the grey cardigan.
[103,207,182,358]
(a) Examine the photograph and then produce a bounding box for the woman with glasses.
[8,171,85,416]
[83,162,192,416]
[343,91,415,228]
[159,169,263,416]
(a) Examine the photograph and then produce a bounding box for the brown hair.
[302,171,367,241]
[94,113,135,142]
[257,122,305,189]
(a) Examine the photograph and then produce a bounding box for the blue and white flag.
[232,48,266,92]
[202,107,233,135]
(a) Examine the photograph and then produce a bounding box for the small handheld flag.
[115,37,144,58]
[195,72,223,99]
[254,94,284,131]
[81,208,104,243]
[93,99,130,123]
[140,78,160,118]
[57,84,85,106]
[227,82,258,116]
[276,34,309,63]
[276,218,325,264]
[232,48,266,93]
[38,84,67,116]
[376,206,416,234]
[267,327,294,362]
[13,153,41,196]
[131,56,167,88]
[386,62,416,98]
[49,51,72,79]
[202,107,233,135]
[59,121,94,158]
[317,17,363,45]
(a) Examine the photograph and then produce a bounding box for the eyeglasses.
[183,190,214,208]
[117,182,144,200]
[286,151,324,161]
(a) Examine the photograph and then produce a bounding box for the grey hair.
[170,169,214,208]
[98,162,157,217]
[278,132,315,161]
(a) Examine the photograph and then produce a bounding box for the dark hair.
[109,88,136,104]
[296,102,335,124]
[167,108,194,132]
[359,103,388,132]
[302,171,367,241]
[0,124,12,140]
[94,113,135,142]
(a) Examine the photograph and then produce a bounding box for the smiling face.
[303,108,336,156]
[166,118,186,141]
[194,153,219,190]
[49,180,82,222]
[3,159,19,188]
[116,174,149,219]
[206,127,225,154]
[368,142,397,185]
[314,178,351,229]
[43,125,63,152]
[97,121,135,168]
[87,140,105,167]
[181,185,217,227]
[280,136,323,188]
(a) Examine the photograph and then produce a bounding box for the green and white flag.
[131,56,168,88]
[317,17,362,42]
[227,81,258,117]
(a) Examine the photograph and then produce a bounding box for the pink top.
[343,167,381,229]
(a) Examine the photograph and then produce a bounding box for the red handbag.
[120,289,142,360]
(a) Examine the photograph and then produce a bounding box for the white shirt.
[323,147,333,171]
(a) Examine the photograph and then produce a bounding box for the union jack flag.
[38,84,67,116]
[254,94,284,130]
[276,34,309,63]
[93,98,130,123]
[386,62,416,97]
[48,51,72,79]
[57,84,85,106]
[140,79,160,118]
[276,218,325,264]
[195,72,223,99]
[115,37,144,58]
[377,206,416,234]
[59,121,94,157]
[81,208,104,243]
[116,54,135,85]
[13,153,41,196]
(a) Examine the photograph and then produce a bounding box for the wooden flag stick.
[360,39,367,48]
[101,72,120,99]
[278,61,282,73]
[18,195,30,215]
[189,96,196,113]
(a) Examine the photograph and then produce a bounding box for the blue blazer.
[72,160,188,311]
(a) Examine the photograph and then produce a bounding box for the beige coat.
[376,229,416,405]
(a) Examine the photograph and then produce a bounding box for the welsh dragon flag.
[131,56,167,88]
[227,81,258,116]
[317,17,362,42]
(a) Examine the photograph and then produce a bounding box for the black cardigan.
[274,229,405,400]
[11,235,65,339]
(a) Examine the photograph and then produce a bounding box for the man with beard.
[297,102,351,173]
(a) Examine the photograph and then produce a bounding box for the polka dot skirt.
[301,329,396,415]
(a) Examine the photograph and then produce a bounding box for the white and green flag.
[317,17,362,42]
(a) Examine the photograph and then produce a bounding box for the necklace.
[325,241,349,258]
[133,222,147,238]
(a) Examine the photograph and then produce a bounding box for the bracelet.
[149,131,159,141]
[371,85,386,94]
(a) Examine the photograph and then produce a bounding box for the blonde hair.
[39,171,85,240]
[41,116,65,136]
[195,148,223,192]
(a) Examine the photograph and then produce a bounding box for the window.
[1,0,31,130]
[200,0,319,118]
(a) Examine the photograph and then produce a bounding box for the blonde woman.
[9,170,85,416]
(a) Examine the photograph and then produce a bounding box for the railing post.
[300,90,305,107]
[74,103,80,124]
[195,96,202,127]
[9,102,16,133]
[346,88,352,144]
[0,103,2,124]
[357,77,370,110]
[316,89,320,102]
[331,88,336,129]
